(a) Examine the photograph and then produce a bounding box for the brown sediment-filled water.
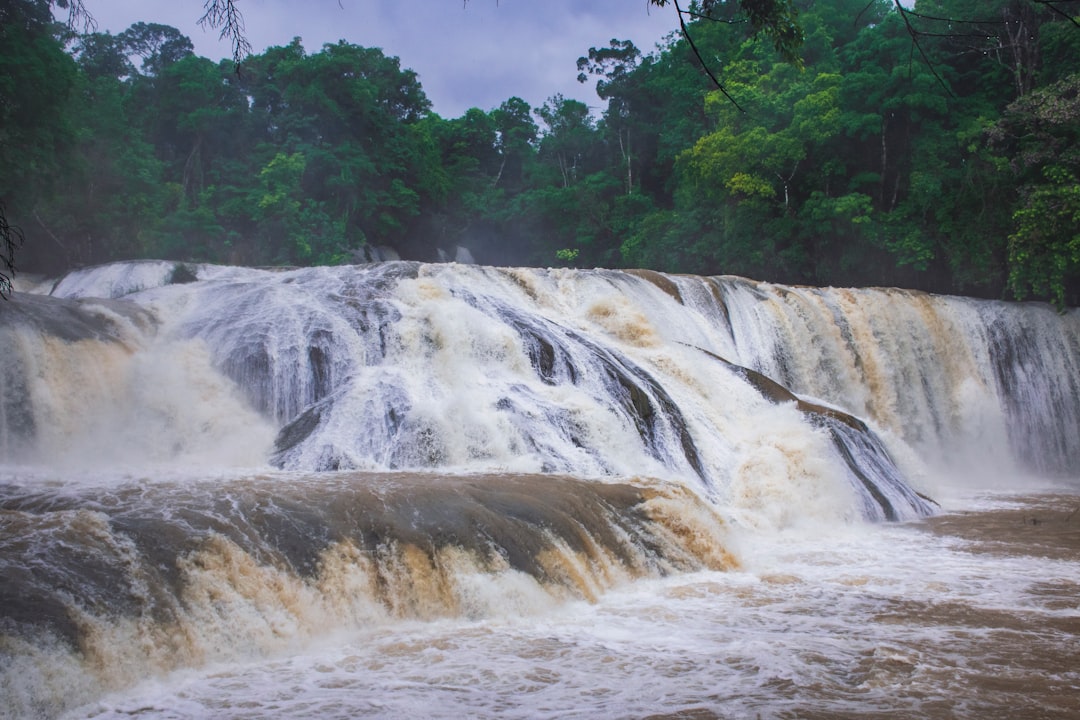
[4,261,1080,718]
[5,483,1075,720]
[922,493,1080,561]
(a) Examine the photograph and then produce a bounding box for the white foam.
[57,489,1080,720]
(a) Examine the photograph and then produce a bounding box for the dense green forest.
[3,0,1080,305]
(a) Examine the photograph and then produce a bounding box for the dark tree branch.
[681,10,748,25]
[1034,0,1080,28]
[198,0,252,65]
[672,0,745,113]
[854,1,878,29]
[893,0,957,98]
[58,0,96,32]
[0,203,25,299]
[903,30,1000,39]
[898,9,1007,25]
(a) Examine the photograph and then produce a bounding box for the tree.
[233,39,435,261]
[118,22,195,76]
[578,39,644,195]
[6,0,1080,302]
[535,95,599,189]
[70,31,134,80]
[491,96,538,191]
[649,0,806,64]
[653,0,895,283]
[0,0,80,286]
[989,74,1080,307]
[900,0,1080,99]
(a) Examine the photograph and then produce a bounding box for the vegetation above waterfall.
[4,0,1080,306]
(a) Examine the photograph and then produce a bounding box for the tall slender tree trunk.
[619,129,633,195]
[183,134,205,202]
[1001,2,1039,97]
[880,113,889,209]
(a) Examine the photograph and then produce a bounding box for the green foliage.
[118,22,194,76]
[0,9,78,207]
[1007,166,1080,308]
[6,0,1080,308]
[990,74,1080,307]
[648,0,807,65]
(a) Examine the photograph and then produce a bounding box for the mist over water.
[2,261,1079,718]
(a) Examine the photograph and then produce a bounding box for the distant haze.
[74,0,679,118]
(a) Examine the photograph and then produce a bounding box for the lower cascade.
[2,260,1079,719]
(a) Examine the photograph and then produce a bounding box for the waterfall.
[692,277,1080,478]
[7,261,1079,505]
[4,260,1080,719]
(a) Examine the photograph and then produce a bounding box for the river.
[2,261,1077,718]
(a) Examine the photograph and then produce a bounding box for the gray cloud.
[81,0,678,118]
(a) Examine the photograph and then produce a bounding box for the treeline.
[3,0,1079,305]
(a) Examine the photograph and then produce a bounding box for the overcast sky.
[77,0,680,118]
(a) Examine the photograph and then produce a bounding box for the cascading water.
[3,261,1079,719]
[704,278,1080,478]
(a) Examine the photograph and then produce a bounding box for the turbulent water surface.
[2,261,1078,718]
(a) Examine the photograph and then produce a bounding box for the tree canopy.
[4,0,1080,306]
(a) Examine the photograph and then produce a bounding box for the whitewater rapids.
[2,260,1078,718]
